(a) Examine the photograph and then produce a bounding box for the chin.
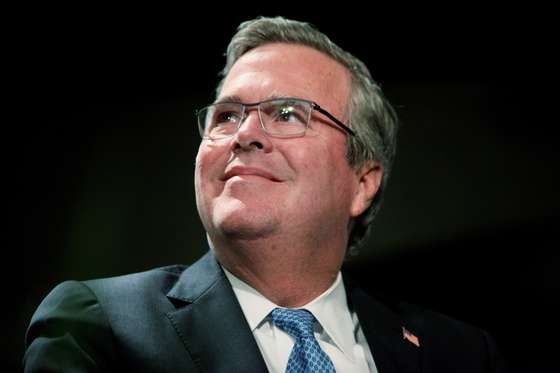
[211,199,280,240]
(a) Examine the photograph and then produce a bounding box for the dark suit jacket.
[24,251,506,372]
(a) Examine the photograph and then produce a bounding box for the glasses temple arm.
[312,103,356,136]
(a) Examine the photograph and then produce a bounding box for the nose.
[231,109,273,153]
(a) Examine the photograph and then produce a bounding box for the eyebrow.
[214,95,243,104]
[214,92,300,105]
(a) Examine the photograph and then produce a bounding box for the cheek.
[194,150,208,190]
[194,158,209,214]
[291,143,352,198]
[195,146,226,226]
[196,141,229,174]
[195,144,225,198]
[313,147,356,203]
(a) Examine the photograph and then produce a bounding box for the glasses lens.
[260,99,310,136]
[198,103,244,139]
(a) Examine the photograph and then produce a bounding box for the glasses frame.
[196,97,356,139]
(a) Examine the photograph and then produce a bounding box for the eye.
[206,105,242,137]
[273,104,307,124]
[215,110,241,124]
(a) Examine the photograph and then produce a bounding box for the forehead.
[220,43,351,113]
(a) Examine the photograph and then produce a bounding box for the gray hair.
[216,16,399,256]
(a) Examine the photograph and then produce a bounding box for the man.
[24,17,506,372]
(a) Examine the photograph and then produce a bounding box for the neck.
[211,233,346,307]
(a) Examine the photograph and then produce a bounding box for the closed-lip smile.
[222,166,281,182]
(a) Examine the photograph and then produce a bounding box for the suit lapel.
[165,252,268,373]
[345,276,422,373]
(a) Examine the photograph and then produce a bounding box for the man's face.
[195,43,368,246]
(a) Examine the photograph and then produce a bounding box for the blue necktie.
[270,308,336,373]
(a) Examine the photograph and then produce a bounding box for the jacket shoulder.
[398,301,482,335]
[24,265,190,372]
[83,265,188,297]
[397,301,506,372]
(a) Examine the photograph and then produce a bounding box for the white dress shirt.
[222,267,378,373]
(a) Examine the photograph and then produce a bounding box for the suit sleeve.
[23,280,118,372]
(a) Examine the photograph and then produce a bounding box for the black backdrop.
[21,7,558,372]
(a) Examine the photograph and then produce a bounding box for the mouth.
[222,166,282,182]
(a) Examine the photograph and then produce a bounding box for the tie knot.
[270,308,316,339]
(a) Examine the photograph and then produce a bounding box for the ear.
[350,160,383,218]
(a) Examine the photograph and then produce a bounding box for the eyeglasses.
[196,97,355,140]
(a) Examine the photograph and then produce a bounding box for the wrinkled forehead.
[221,43,351,117]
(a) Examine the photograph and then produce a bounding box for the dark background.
[22,6,558,372]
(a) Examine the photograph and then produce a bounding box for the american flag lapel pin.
[402,326,420,347]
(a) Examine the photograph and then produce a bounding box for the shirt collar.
[222,266,278,331]
[222,267,356,361]
[302,272,356,360]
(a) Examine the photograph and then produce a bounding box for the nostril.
[233,140,265,153]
